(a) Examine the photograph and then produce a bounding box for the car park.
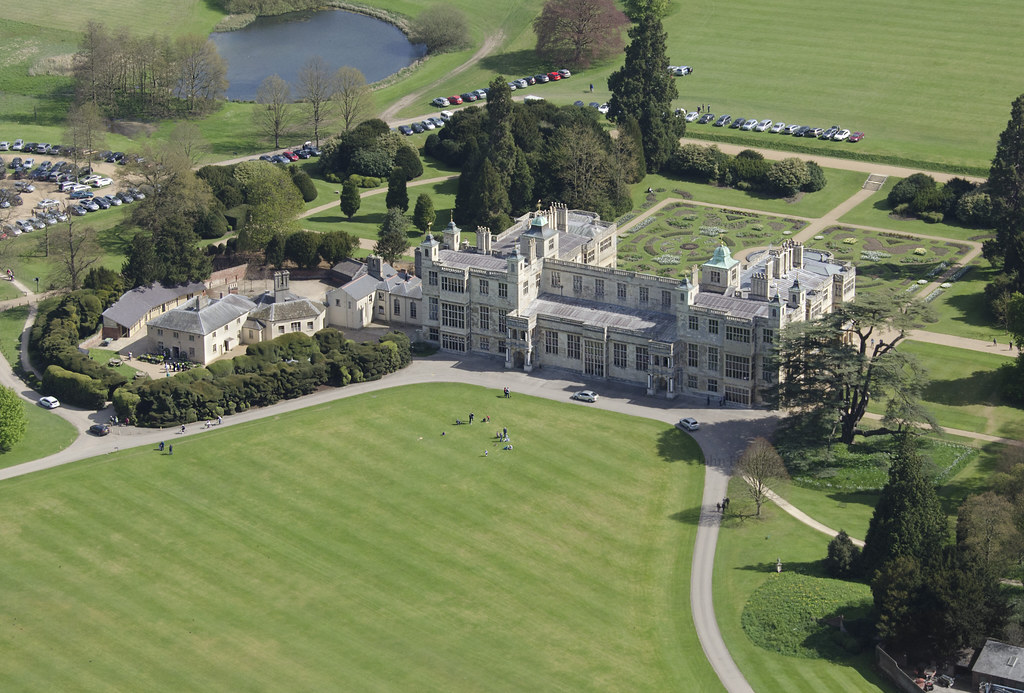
[571,390,598,403]
[39,396,60,409]
[769,122,786,133]
[755,119,773,132]
[676,417,700,431]
[431,97,450,107]
[849,132,865,142]
[88,423,111,436]
[833,129,851,141]
[713,114,731,127]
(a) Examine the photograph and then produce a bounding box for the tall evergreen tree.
[861,435,949,578]
[154,220,211,285]
[339,179,361,220]
[385,166,409,212]
[476,158,511,232]
[412,193,436,233]
[607,13,684,173]
[984,93,1024,293]
[374,208,411,264]
[121,232,162,288]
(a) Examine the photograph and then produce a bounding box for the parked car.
[439,110,454,121]
[88,423,111,436]
[281,151,299,161]
[448,95,463,105]
[792,126,811,137]
[129,188,145,200]
[12,139,24,150]
[820,126,839,140]
[15,219,34,233]
[755,119,773,132]
[411,122,425,134]
[848,131,865,142]
[473,89,488,99]
[93,196,110,209]
[684,110,699,122]
[740,119,759,131]
[35,198,60,210]
[103,194,122,207]
[713,114,732,127]
[833,129,851,141]
[557,68,571,78]
[431,96,450,107]
[116,191,135,204]
[520,76,536,85]
[588,101,601,109]
[769,122,787,133]
[573,100,585,107]
[806,127,824,138]
[39,396,60,409]
[14,181,34,193]
[729,118,746,129]
[598,103,610,115]
[547,71,561,81]
[676,417,700,431]
[571,390,598,403]
[0,141,8,151]
[507,81,517,90]
[81,199,100,212]
[698,112,716,124]
[534,73,549,83]
[69,189,93,199]
[70,204,89,216]
[420,119,435,130]
[295,149,310,159]
[427,117,445,128]
[460,92,477,102]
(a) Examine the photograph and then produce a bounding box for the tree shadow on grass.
[96,222,136,255]
[921,368,1005,407]
[310,214,345,224]
[478,49,543,78]
[944,291,997,330]
[655,427,702,464]
[822,489,881,511]
[735,559,824,576]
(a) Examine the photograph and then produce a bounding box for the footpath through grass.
[715,479,891,693]
[0,383,719,691]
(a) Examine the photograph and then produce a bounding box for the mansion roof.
[103,280,206,327]
[521,293,678,342]
[147,294,255,336]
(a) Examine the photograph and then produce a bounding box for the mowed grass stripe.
[1,384,715,690]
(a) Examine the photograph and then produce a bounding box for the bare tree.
[64,101,106,177]
[173,35,228,116]
[296,56,336,147]
[53,216,100,290]
[735,437,788,516]
[533,0,628,68]
[168,121,207,166]
[254,75,292,148]
[333,66,374,132]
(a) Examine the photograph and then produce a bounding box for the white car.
[15,220,34,233]
[431,97,450,108]
[473,89,487,99]
[39,396,60,409]
[598,103,610,115]
[12,139,24,150]
[91,177,113,188]
[81,174,101,185]
[676,417,700,431]
[769,122,786,133]
[754,119,773,132]
[557,69,571,78]
[35,198,60,210]
[571,390,598,403]
[833,129,851,141]
[439,110,454,122]
[684,110,700,122]
[784,124,802,135]
[0,141,8,151]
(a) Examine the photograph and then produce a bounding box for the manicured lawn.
[877,341,1023,439]
[88,348,140,379]
[0,383,721,691]
[838,178,996,242]
[715,477,890,693]
[640,166,868,219]
[917,260,1007,341]
[301,176,461,242]
[0,305,29,369]
[0,400,78,470]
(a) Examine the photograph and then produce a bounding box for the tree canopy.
[0,386,27,453]
[769,289,936,444]
[533,0,628,69]
[374,208,411,264]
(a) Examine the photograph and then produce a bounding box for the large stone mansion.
[331,204,855,406]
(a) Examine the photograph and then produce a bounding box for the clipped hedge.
[119,329,412,426]
[43,365,107,410]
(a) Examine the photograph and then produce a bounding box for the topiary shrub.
[825,530,862,579]
[290,169,318,202]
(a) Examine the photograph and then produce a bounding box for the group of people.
[715,497,731,513]
[5,268,13,281]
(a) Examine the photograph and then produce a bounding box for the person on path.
[716,502,721,512]
[994,337,998,346]
[217,416,222,425]
[180,424,186,434]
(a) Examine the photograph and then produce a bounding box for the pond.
[211,9,426,101]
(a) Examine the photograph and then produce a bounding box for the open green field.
[0,398,78,469]
[0,383,721,691]
[871,340,1021,439]
[715,478,889,693]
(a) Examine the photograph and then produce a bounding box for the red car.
[848,132,865,143]
[547,71,561,81]
[449,95,463,105]
[281,151,299,161]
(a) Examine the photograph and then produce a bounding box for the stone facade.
[408,205,854,406]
